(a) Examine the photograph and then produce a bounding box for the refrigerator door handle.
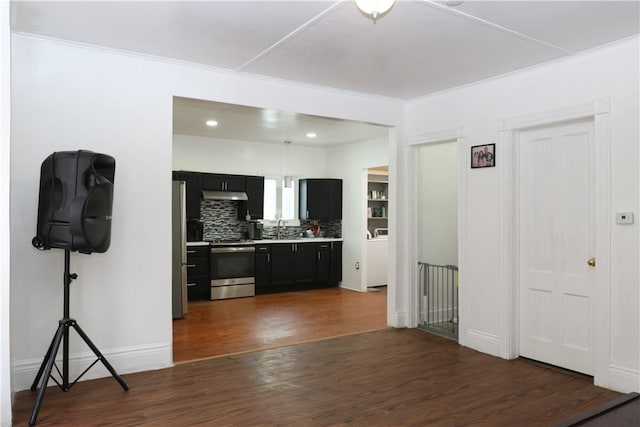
[181,264,188,315]
[180,183,187,264]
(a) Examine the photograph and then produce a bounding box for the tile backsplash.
[201,200,246,241]
[200,200,342,241]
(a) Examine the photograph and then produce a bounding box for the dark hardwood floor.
[13,328,620,426]
[13,287,623,425]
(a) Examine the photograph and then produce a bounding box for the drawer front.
[187,275,209,301]
[211,283,255,300]
[187,260,208,276]
[187,246,209,258]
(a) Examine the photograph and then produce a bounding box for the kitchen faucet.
[276,218,285,240]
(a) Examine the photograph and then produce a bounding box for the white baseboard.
[12,343,172,392]
[595,364,640,393]
[389,310,408,327]
[460,328,501,357]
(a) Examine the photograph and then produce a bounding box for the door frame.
[498,98,611,387]
[407,125,466,328]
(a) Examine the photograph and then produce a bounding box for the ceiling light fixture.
[306,132,317,138]
[205,120,218,127]
[356,0,395,23]
[283,140,293,188]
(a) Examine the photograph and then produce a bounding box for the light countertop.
[258,237,343,244]
[187,238,342,246]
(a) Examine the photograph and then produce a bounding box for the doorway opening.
[416,141,458,340]
[364,166,389,293]
[171,97,391,363]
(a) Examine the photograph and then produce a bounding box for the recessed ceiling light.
[306,132,317,138]
[206,120,218,127]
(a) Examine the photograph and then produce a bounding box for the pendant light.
[356,0,395,23]
[283,140,293,188]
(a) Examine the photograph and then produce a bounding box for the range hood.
[202,190,248,201]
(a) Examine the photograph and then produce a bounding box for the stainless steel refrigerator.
[172,181,188,319]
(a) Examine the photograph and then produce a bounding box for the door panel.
[518,120,595,375]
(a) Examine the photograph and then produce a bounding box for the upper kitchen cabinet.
[299,179,342,220]
[238,175,264,220]
[202,173,246,192]
[172,171,202,219]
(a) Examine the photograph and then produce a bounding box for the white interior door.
[518,119,595,375]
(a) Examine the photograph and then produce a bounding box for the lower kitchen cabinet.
[316,242,332,283]
[255,244,271,290]
[317,241,342,284]
[186,245,210,300]
[271,242,316,287]
[330,241,342,283]
[258,240,342,294]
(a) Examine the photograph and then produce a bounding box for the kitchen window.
[263,176,300,225]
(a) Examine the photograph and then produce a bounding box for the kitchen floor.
[173,286,388,363]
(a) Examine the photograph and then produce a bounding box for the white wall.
[173,134,326,178]
[326,136,389,291]
[417,142,457,266]
[405,38,639,392]
[1,2,12,425]
[9,34,403,393]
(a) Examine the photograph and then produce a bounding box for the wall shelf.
[367,172,389,236]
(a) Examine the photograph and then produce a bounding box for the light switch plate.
[616,212,634,224]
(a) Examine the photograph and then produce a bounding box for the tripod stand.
[29,249,129,426]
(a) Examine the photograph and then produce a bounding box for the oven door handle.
[211,246,256,254]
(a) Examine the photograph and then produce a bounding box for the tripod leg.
[29,323,65,426]
[70,321,129,391]
[30,321,66,391]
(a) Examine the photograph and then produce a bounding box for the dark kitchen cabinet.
[330,241,342,283]
[318,241,342,284]
[255,244,271,290]
[202,173,246,192]
[316,242,332,283]
[238,176,264,220]
[173,171,202,219]
[299,179,342,220]
[186,245,210,301]
[271,242,316,287]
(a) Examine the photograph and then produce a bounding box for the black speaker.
[33,150,115,254]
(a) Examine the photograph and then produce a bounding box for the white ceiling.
[11,0,640,145]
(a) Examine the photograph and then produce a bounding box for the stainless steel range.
[209,240,255,300]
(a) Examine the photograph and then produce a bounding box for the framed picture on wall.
[471,143,495,168]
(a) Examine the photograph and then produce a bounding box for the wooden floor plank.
[13,329,620,426]
[173,287,388,362]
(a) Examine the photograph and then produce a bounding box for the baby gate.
[418,262,458,340]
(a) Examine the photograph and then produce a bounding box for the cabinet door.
[330,241,343,283]
[255,245,271,289]
[225,175,246,192]
[240,176,264,220]
[316,243,332,283]
[201,173,226,191]
[328,179,343,219]
[294,243,316,284]
[173,171,202,219]
[307,180,329,219]
[271,244,295,286]
[299,179,342,220]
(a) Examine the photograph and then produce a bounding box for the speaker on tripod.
[29,150,129,426]
[33,150,115,254]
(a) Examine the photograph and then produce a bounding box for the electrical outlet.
[616,212,634,224]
